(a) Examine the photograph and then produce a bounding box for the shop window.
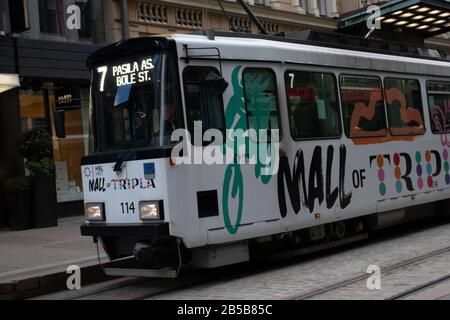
[285,70,340,140]
[183,67,225,133]
[243,68,281,140]
[340,76,387,138]
[385,78,425,136]
[52,88,91,203]
[19,89,48,132]
[428,82,450,134]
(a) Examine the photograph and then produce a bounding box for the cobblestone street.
[147,220,450,300]
[37,218,450,300]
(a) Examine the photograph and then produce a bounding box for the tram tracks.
[387,273,450,300]
[36,219,450,300]
[287,245,450,300]
[35,268,218,300]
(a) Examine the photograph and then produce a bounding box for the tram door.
[280,69,344,226]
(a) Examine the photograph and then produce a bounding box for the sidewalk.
[0,216,108,299]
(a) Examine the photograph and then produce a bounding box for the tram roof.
[170,32,450,78]
[87,32,450,78]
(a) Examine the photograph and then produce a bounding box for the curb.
[0,261,124,300]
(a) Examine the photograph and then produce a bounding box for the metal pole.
[236,0,267,34]
[121,0,129,40]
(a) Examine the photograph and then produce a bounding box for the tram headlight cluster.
[139,201,163,220]
[84,203,105,221]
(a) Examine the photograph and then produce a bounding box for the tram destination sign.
[97,57,155,92]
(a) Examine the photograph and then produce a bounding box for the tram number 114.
[120,202,135,215]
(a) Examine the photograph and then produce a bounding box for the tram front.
[79,37,184,276]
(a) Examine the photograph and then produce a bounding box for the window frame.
[284,69,342,141]
[182,66,226,134]
[242,67,283,141]
[426,80,450,135]
[384,77,426,136]
[339,74,388,139]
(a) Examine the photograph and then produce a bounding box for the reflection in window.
[38,0,92,39]
[428,82,450,134]
[19,89,48,132]
[183,67,225,133]
[75,1,92,39]
[340,76,387,137]
[243,69,280,140]
[385,78,425,136]
[285,71,340,139]
[38,0,66,35]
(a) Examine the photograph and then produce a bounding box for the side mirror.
[54,110,66,139]
[204,72,229,94]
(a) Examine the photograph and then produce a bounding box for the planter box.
[0,191,8,229]
[5,190,32,231]
[32,175,58,228]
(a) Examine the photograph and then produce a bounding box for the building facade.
[102,0,340,43]
[0,0,106,222]
[102,0,449,51]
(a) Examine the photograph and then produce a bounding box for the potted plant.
[18,128,57,228]
[3,177,32,231]
[0,188,7,229]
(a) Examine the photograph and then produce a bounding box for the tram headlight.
[140,201,163,220]
[84,203,105,221]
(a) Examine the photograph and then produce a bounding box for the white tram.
[78,31,450,276]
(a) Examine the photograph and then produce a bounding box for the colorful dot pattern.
[444,149,450,186]
[416,151,423,190]
[375,149,450,198]
[425,151,433,188]
[376,154,386,196]
[394,153,402,193]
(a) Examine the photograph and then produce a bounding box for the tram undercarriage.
[81,200,450,278]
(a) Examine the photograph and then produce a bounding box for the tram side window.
[183,67,225,133]
[384,78,425,136]
[427,82,450,134]
[285,70,340,140]
[340,76,387,138]
[243,68,281,139]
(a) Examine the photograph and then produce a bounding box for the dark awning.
[340,0,450,38]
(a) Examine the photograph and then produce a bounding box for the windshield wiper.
[113,145,138,172]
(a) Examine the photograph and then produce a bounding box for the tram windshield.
[91,53,178,152]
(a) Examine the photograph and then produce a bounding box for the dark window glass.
[243,69,281,140]
[285,71,340,139]
[38,0,63,34]
[76,1,92,39]
[385,78,425,135]
[92,53,179,150]
[183,67,225,133]
[340,76,387,137]
[428,82,450,134]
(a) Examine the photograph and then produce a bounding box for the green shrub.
[17,128,55,176]
[4,177,31,192]
[18,128,53,162]
[27,158,55,176]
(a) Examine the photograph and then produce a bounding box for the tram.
[75,30,450,277]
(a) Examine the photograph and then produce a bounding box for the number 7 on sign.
[97,66,108,92]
